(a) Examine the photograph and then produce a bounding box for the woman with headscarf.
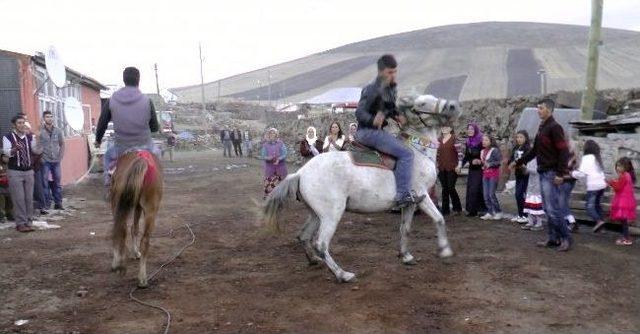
[456,123,487,217]
[347,123,358,143]
[261,128,288,199]
[298,126,323,160]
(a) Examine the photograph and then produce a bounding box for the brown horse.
[110,150,163,288]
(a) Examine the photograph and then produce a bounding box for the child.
[606,157,637,245]
[522,159,544,231]
[480,134,503,220]
[509,130,531,223]
[571,140,607,232]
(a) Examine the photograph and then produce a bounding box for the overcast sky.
[1,0,639,93]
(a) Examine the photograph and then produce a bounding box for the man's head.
[123,67,140,87]
[11,114,27,134]
[377,54,397,86]
[536,98,555,121]
[43,110,54,126]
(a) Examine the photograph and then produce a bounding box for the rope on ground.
[128,222,195,334]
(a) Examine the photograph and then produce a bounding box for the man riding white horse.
[94,67,160,185]
[355,54,426,209]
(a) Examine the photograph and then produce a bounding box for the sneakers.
[40,209,49,215]
[510,216,520,222]
[480,213,493,220]
[517,216,529,224]
[615,238,633,246]
[491,212,503,220]
[536,239,560,248]
[54,204,65,210]
[556,239,571,252]
[530,222,544,231]
[393,193,426,210]
[521,220,535,230]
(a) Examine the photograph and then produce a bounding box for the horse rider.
[94,67,160,186]
[354,54,426,209]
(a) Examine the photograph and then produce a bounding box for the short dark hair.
[11,114,25,124]
[377,54,397,71]
[42,110,53,117]
[123,67,140,87]
[538,98,555,112]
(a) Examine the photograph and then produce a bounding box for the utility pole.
[580,0,603,120]
[154,63,160,95]
[537,69,547,95]
[217,80,221,103]
[199,43,206,113]
[267,69,272,108]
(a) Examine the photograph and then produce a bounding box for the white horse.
[263,95,460,282]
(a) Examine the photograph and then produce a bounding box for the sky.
[1,0,639,94]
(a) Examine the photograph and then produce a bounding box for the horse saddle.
[344,141,396,170]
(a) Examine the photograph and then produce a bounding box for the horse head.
[396,94,461,142]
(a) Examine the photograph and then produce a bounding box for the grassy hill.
[170,22,640,103]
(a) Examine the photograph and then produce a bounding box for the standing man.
[231,128,243,157]
[163,132,176,162]
[355,54,425,209]
[514,98,572,251]
[220,127,233,157]
[2,115,41,232]
[94,67,160,184]
[39,110,65,210]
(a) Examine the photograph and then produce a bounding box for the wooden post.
[580,0,603,120]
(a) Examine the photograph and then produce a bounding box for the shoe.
[615,238,633,246]
[568,222,579,233]
[16,225,35,233]
[557,239,571,252]
[40,209,49,215]
[510,216,520,222]
[492,212,503,220]
[480,213,493,220]
[466,212,478,217]
[521,221,534,230]
[530,222,544,231]
[54,204,64,210]
[393,193,426,210]
[536,239,560,248]
[517,216,529,224]
[592,220,606,233]
[452,211,462,217]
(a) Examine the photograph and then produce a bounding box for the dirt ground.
[1,151,639,334]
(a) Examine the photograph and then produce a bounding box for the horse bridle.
[408,99,451,128]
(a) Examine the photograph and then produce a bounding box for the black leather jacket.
[355,77,398,129]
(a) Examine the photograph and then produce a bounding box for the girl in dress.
[606,157,637,245]
[522,160,544,231]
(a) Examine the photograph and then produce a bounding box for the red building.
[0,49,106,185]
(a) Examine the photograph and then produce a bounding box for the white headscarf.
[306,126,317,146]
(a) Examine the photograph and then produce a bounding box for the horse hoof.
[400,253,418,265]
[439,247,453,258]
[137,280,149,289]
[338,271,356,283]
[111,265,126,276]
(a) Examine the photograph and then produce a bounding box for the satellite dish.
[64,97,84,131]
[45,46,66,88]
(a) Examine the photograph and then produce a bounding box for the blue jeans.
[42,161,62,207]
[482,177,501,214]
[539,171,571,242]
[559,180,576,220]
[585,189,605,222]
[33,167,47,210]
[103,141,159,186]
[355,128,414,199]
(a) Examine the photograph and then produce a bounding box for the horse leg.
[137,205,157,288]
[111,214,127,275]
[130,205,142,259]
[298,213,321,266]
[314,210,354,283]
[419,196,453,258]
[399,205,418,265]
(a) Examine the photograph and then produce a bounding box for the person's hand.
[372,112,385,128]
[553,176,564,185]
[396,114,407,126]
[455,167,461,174]
[472,159,481,165]
[94,141,101,149]
[508,162,516,171]
[274,158,280,165]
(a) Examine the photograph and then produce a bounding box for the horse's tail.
[111,155,148,239]
[262,172,300,233]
